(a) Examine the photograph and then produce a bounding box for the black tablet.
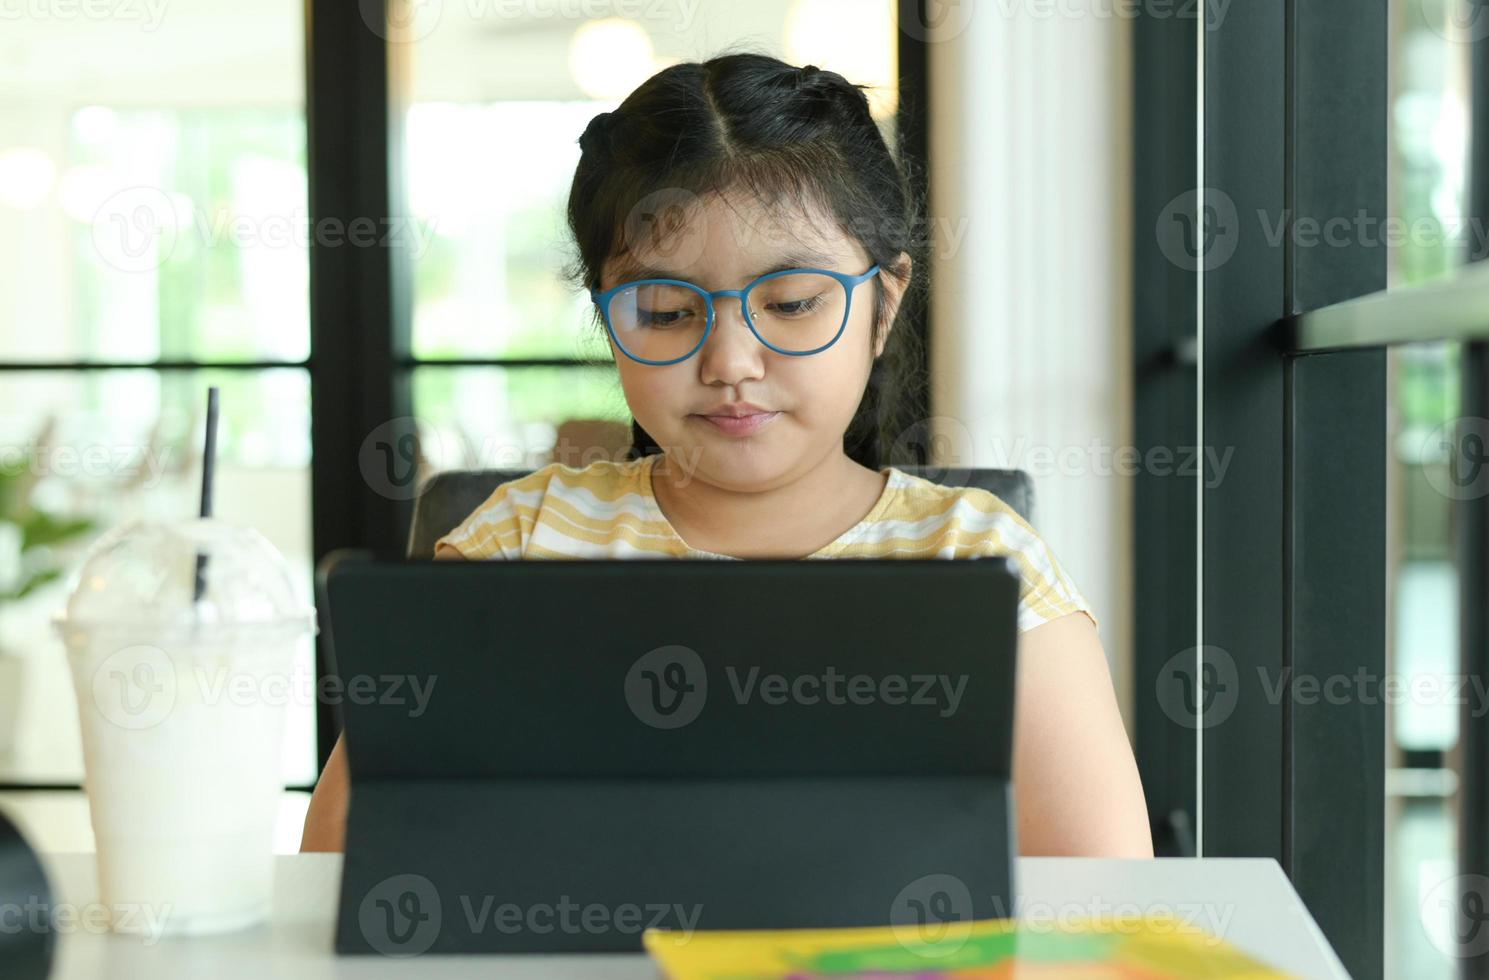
[318,555,1021,955]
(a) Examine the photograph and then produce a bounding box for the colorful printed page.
[643,914,1294,979]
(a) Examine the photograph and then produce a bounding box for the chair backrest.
[406,463,1035,558]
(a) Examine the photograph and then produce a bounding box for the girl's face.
[598,189,908,491]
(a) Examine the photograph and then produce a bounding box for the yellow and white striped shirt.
[435,453,1097,634]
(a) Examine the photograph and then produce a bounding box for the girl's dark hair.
[564,51,927,470]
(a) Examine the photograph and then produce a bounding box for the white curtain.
[927,4,1135,725]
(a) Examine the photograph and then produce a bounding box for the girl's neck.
[649,449,888,559]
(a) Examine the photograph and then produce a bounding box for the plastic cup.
[53,518,315,937]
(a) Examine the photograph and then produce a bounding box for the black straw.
[192,387,220,605]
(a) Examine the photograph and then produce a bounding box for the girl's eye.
[638,308,693,329]
[766,294,827,318]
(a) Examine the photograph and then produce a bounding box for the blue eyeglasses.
[590,264,882,366]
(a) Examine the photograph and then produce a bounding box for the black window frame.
[1134,4,1489,979]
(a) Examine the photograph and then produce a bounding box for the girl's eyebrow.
[611,250,839,285]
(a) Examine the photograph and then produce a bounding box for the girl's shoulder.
[872,467,1041,544]
[872,468,1099,634]
[433,456,656,559]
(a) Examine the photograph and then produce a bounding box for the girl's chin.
[687,448,804,486]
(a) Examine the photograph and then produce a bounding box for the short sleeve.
[433,483,525,560]
[998,520,1099,635]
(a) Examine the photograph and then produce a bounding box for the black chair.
[406,463,1035,558]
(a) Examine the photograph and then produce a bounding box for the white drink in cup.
[54,518,316,937]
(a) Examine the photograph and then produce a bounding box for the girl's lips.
[693,411,781,435]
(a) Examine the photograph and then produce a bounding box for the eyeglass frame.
[589,264,883,366]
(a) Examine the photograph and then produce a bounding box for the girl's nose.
[697,296,766,384]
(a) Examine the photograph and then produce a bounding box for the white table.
[38,853,1349,978]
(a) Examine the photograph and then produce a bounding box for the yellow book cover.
[643,914,1295,979]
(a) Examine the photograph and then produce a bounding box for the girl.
[302,53,1152,858]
